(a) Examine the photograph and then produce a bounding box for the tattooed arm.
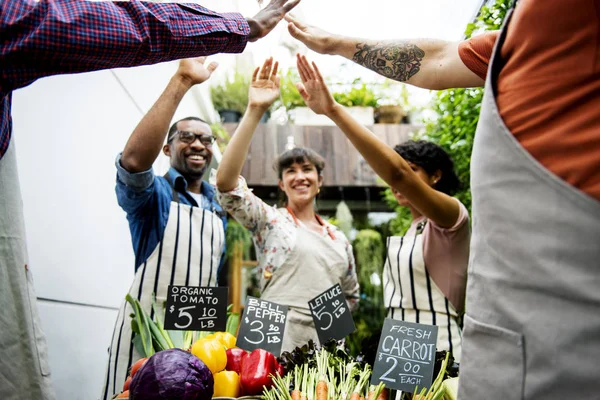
[286,16,484,90]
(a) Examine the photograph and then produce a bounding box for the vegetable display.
[265,340,387,400]
[115,296,461,400]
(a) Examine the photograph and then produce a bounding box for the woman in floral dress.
[216,58,359,352]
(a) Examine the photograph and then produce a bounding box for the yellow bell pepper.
[213,332,237,349]
[190,338,227,374]
[213,370,241,397]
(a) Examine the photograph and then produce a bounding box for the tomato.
[123,376,132,391]
[129,357,148,378]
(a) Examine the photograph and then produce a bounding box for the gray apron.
[101,196,224,399]
[0,140,55,400]
[260,215,349,353]
[458,7,600,399]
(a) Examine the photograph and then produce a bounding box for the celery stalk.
[126,294,154,357]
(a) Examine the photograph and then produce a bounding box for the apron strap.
[163,172,198,207]
[162,172,228,219]
[286,206,336,240]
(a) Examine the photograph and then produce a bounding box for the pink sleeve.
[421,199,471,312]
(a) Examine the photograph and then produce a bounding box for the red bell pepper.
[240,349,277,395]
[226,347,248,374]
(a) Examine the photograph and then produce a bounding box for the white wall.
[12,61,211,399]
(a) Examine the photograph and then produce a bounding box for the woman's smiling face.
[278,159,323,207]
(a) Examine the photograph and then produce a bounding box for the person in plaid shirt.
[0,1,299,399]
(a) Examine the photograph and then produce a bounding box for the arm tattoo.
[352,42,425,82]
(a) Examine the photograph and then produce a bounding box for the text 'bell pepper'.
[226,347,248,374]
[213,370,241,397]
[240,349,280,395]
[190,338,227,374]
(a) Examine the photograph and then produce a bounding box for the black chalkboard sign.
[308,283,356,344]
[163,286,228,332]
[371,318,438,393]
[237,297,288,356]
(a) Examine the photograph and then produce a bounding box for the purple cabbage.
[130,348,213,400]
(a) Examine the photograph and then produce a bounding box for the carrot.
[376,388,389,400]
[316,380,328,400]
[291,390,301,400]
[349,392,361,400]
[368,384,387,400]
[315,350,330,400]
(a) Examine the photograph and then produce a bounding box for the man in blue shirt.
[103,56,229,397]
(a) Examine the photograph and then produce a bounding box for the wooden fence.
[222,123,421,187]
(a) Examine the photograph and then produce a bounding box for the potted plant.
[332,81,379,125]
[374,80,409,124]
[210,72,250,123]
[278,72,381,125]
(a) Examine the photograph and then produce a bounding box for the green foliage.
[347,229,387,356]
[384,0,511,236]
[465,0,511,38]
[274,70,306,111]
[224,219,252,263]
[275,71,381,114]
[333,83,380,108]
[210,122,230,153]
[353,229,384,301]
[382,188,413,236]
[210,72,250,114]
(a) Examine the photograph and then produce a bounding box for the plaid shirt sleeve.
[0,0,250,159]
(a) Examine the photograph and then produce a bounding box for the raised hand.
[295,54,337,115]
[176,57,218,86]
[248,0,302,42]
[248,57,281,110]
[286,15,336,55]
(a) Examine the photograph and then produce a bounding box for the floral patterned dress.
[217,177,359,350]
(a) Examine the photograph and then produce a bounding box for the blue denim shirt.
[115,155,228,284]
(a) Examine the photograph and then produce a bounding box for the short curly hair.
[393,140,461,195]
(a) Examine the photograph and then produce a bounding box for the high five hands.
[295,54,339,116]
[249,57,281,111]
[176,56,219,87]
[248,0,302,42]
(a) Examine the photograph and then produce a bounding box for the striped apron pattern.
[383,222,462,362]
[101,198,224,399]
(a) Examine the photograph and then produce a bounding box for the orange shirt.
[458,0,600,202]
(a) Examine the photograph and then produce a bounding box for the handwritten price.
[170,305,217,329]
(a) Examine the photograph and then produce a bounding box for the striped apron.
[101,190,224,399]
[458,5,600,399]
[383,221,462,363]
